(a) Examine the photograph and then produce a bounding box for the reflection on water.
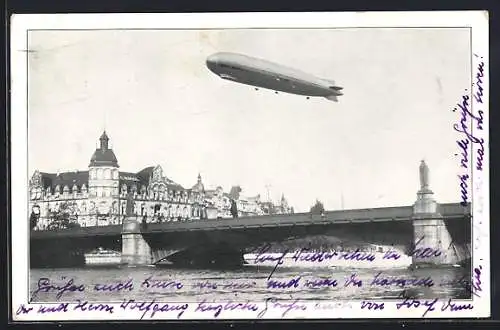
[29,264,472,303]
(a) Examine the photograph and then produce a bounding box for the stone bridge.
[30,201,470,268]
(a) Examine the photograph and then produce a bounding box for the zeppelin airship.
[206,52,343,102]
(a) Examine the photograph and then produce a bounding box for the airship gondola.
[206,52,343,102]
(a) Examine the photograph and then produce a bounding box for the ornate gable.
[30,170,42,188]
[151,165,163,183]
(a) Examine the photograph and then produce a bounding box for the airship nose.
[206,53,219,72]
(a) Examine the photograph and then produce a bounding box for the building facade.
[29,132,293,230]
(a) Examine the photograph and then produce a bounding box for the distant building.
[259,194,293,216]
[29,131,293,229]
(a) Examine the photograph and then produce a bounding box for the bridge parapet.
[438,202,471,216]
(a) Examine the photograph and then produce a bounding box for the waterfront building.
[29,131,293,230]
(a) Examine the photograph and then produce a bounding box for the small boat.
[84,247,123,266]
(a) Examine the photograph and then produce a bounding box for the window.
[220,63,245,71]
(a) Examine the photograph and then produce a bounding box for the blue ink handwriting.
[370,272,434,288]
[344,273,363,287]
[473,54,485,104]
[382,250,401,260]
[314,301,353,310]
[252,243,289,280]
[94,278,133,292]
[266,276,338,290]
[120,299,188,319]
[31,277,85,301]
[267,276,301,289]
[252,244,380,280]
[141,276,183,290]
[396,297,439,317]
[304,278,338,289]
[74,300,114,314]
[38,302,70,314]
[195,299,259,318]
[441,298,474,312]
[409,236,442,259]
[340,249,376,262]
[453,81,485,204]
[291,246,338,262]
[472,265,483,297]
[193,280,257,290]
[458,174,470,207]
[258,297,307,318]
[360,301,385,310]
[15,304,33,315]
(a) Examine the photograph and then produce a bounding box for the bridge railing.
[438,202,471,216]
[142,205,419,233]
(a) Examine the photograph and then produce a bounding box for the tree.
[47,202,80,230]
[229,186,242,200]
[30,211,38,230]
[310,199,325,215]
[230,199,239,218]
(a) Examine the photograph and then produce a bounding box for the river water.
[29,264,471,303]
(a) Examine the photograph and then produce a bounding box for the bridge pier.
[411,161,457,267]
[121,216,152,266]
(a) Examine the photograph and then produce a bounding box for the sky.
[27,28,471,212]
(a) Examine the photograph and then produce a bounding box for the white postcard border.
[10,11,490,321]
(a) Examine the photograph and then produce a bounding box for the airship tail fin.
[325,79,343,90]
[325,95,339,102]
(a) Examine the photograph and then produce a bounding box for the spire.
[89,130,119,168]
[191,173,205,192]
[99,130,109,150]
